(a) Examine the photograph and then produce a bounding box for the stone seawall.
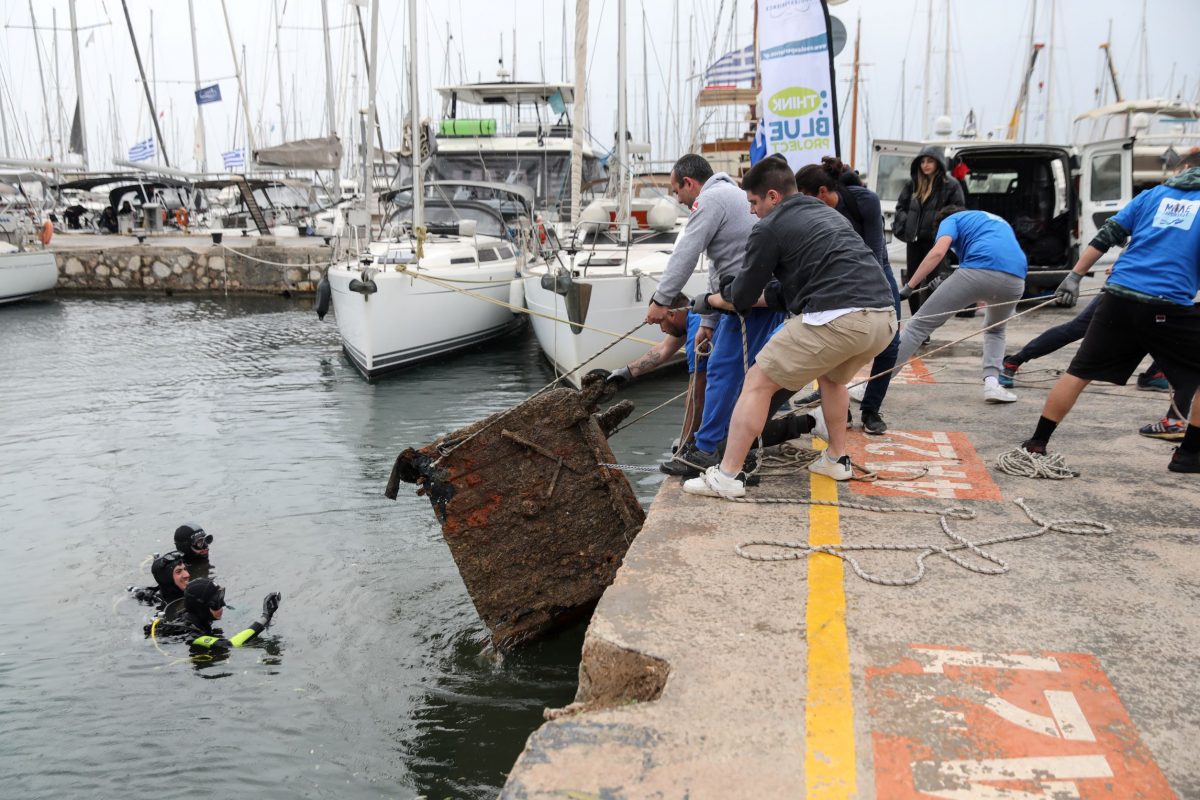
[53,243,332,295]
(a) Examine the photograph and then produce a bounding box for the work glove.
[1055,272,1082,307]
[898,284,914,300]
[690,293,715,315]
[262,592,281,622]
[583,367,633,389]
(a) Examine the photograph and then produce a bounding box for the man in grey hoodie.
[650,154,787,477]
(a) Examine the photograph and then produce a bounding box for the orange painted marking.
[867,644,1177,799]
[856,357,935,386]
[845,430,1002,501]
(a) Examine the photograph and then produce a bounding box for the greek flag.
[222,149,245,170]
[703,44,755,87]
[127,137,155,162]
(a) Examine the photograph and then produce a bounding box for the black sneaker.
[1021,438,1047,455]
[861,409,887,435]
[1168,447,1200,473]
[660,443,717,477]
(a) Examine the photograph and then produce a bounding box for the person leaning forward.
[682,155,897,499]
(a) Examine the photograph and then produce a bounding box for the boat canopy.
[435,82,575,107]
[696,87,758,108]
[253,135,343,170]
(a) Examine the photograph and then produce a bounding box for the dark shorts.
[1067,291,1200,388]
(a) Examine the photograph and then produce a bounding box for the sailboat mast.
[186,0,207,172]
[320,0,340,195]
[569,0,588,225]
[942,0,951,120]
[405,0,421,234]
[54,8,66,161]
[273,0,288,142]
[119,0,171,167]
[1045,0,1056,141]
[68,0,88,168]
[28,1,55,159]
[220,0,257,165]
[849,15,861,168]
[617,0,629,228]
[921,0,932,138]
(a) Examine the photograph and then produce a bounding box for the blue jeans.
[684,311,707,374]
[693,309,786,453]
[860,264,902,414]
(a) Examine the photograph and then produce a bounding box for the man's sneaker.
[1138,417,1187,441]
[811,410,830,442]
[999,358,1019,388]
[682,466,747,499]
[660,443,717,477]
[1168,447,1200,474]
[1137,370,1170,392]
[791,388,822,408]
[847,382,866,403]
[1021,438,1047,455]
[809,452,853,481]
[983,377,1017,404]
[861,409,887,435]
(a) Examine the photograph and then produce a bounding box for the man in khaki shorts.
[684,155,897,498]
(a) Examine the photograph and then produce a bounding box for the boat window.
[874,154,912,204]
[963,170,1020,194]
[384,201,505,238]
[1089,153,1122,202]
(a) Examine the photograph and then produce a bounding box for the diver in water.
[155,577,281,651]
[130,550,191,607]
[174,523,213,565]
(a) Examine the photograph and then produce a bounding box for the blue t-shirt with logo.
[1108,183,1200,306]
[936,210,1028,279]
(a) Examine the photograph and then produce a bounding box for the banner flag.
[756,0,839,170]
[128,137,155,162]
[195,84,222,105]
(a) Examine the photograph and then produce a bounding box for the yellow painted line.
[805,438,856,799]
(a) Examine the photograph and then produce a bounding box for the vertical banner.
[756,0,840,170]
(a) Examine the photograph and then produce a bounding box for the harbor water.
[0,295,681,799]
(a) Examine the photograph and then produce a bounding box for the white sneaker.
[682,466,746,499]
[983,377,1017,404]
[810,410,830,442]
[848,382,866,403]
[809,452,853,481]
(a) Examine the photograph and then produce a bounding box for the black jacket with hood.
[893,145,965,243]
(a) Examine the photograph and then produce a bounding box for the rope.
[217,243,338,269]
[733,497,1111,587]
[993,447,1080,479]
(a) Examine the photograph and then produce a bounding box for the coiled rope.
[733,497,1112,587]
[993,447,1080,479]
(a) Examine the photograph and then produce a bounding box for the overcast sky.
[0,0,1194,174]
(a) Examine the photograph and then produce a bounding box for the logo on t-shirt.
[1152,197,1200,231]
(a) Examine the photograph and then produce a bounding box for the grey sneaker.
[660,443,718,477]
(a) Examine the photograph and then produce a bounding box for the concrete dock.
[502,296,1199,799]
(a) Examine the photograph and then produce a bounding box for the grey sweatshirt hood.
[651,171,757,319]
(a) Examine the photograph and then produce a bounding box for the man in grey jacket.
[649,154,787,477]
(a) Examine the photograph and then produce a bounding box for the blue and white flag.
[222,149,245,170]
[128,137,155,162]
[195,84,222,105]
[757,0,839,170]
[703,44,755,87]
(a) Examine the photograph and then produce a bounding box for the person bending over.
[682,155,896,498]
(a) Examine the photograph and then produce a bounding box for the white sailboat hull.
[0,250,57,305]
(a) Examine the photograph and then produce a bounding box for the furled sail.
[253,135,343,170]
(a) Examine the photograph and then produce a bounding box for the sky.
[0,0,1195,175]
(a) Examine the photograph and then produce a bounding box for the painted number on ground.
[845,430,1002,501]
[867,645,1176,799]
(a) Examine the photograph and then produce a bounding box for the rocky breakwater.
[54,240,332,295]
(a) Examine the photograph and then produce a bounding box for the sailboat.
[324,0,536,378]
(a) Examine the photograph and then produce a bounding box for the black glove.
[898,284,914,300]
[1055,272,1082,307]
[262,592,281,622]
[690,293,714,315]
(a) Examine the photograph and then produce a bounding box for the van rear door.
[1078,137,1133,256]
[868,139,922,234]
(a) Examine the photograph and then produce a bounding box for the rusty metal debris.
[386,376,645,649]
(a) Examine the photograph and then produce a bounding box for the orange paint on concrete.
[855,357,935,386]
[867,644,1177,799]
[845,429,1002,501]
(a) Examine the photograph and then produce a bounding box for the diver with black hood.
[174,523,213,565]
[129,550,191,608]
[156,577,281,651]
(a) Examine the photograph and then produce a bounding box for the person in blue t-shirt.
[1019,152,1200,474]
[895,207,1028,404]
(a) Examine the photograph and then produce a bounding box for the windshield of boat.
[428,153,601,216]
[383,197,507,239]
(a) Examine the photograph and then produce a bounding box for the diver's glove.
[261,592,281,624]
[1055,272,1082,307]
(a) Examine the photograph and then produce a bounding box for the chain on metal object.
[993,447,1080,479]
[732,497,1111,587]
[597,463,664,473]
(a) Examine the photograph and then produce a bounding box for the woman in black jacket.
[893,145,965,313]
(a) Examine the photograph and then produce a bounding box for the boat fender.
[39,220,53,246]
[315,276,332,319]
[508,277,526,311]
[539,271,572,296]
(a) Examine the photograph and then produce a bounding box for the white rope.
[217,242,337,269]
[733,497,1111,587]
[993,447,1080,479]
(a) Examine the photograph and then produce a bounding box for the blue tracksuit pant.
[693,308,787,454]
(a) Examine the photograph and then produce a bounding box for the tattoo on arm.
[629,350,666,377]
